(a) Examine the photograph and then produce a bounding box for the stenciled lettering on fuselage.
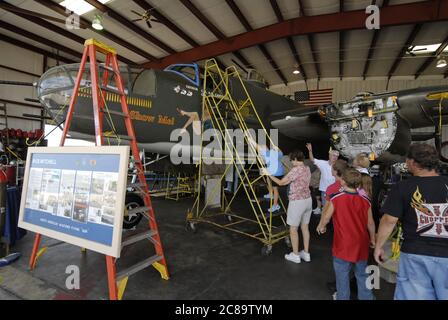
[77,87,152,109]
[77,87,175,126]
[174,85,194,97]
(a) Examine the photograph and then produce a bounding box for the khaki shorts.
[286,197,312,227]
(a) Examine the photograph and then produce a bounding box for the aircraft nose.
[37,64,78,123]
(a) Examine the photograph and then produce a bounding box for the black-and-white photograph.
[72,194,89,223]
[100,214,114,226]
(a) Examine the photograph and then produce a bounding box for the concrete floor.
[0,195,395,300]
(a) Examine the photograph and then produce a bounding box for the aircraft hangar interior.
[0,0,448,306]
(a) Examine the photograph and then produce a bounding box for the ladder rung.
[0,106,6,110]
[127,206,151,216]
[121,230,157,248]
[73,114,94,121]
[0,123,6,126]
[100,85,124,95]
[116,255,163,281]
[103,134,133,140]
[106,110,129,117]
[99,64,116,73]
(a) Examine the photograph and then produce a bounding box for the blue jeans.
[333,257,374,300]
[395,252,448,300]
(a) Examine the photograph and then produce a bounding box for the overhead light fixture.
[437,56,447,68]
[292,66,300,75]
[92,14,103,30]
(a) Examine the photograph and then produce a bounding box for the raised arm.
[306,143,314,162]
[247,135,262,153]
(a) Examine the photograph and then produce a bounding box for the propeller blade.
[130,10,142,16]
[146,20,152,29]
[131,18,142,22]
[150,18,162,23]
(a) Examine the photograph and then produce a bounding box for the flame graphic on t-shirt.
[411,187,430,215]
[411,186,448,238]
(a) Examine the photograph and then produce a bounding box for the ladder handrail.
[192,58,288,241]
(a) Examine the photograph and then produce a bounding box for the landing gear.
[123,193,143,229]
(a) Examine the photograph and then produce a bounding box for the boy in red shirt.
[317,168,376,300]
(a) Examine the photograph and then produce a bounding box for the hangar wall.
[269,77,448,102]
[0,41,60,132]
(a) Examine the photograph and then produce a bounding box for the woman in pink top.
[265,150,312,264]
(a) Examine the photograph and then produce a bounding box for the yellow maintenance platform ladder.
[186,59,290,255]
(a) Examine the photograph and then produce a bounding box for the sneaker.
[263,193,271,199]
[267,204,281,213]
[299,250,311,262]
[312,207,322,215]
[332,291,337,300]
[284,252,301,264]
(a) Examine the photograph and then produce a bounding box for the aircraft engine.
[323,94,409,161]
[322,86,448,162]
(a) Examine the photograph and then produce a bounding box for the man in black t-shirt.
[375,143,448,300]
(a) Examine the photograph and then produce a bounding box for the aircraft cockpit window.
[164,64,200,86]
[174,66,195,80]
[38,67,74,94]
[246,69,265,83]
[245,69,267,88]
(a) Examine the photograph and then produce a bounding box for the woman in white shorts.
[265,150,312,264]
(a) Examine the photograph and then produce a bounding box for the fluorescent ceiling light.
[60,0,111,16]
[408,43,448,55]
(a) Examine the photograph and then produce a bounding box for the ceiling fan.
[0,2,88,29]
[130,9,162,29]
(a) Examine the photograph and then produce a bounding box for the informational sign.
[18,146,130,258]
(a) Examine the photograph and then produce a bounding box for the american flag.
[294,89,333,106]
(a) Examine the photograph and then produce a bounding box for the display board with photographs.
[19,146,130,258]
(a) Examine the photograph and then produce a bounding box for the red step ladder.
[29,39,169,300]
